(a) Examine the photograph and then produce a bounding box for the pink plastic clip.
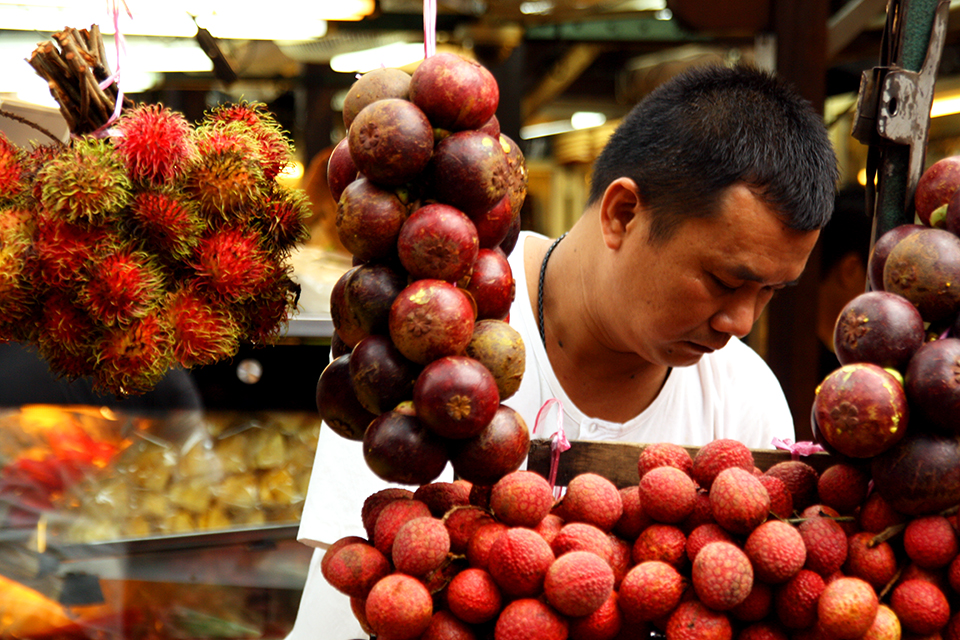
[89,0,131,138]
[532,398,570,495]
[423,0,436,58]
[772,437,825,461]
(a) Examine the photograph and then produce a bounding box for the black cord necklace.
[537,232,568,347]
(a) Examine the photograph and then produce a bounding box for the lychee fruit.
[686,523,735,563]
[817,576,879,640]
[466,521,507,569]
[692,541,753,611]
[858,490,908,533]
[729,581,773,623]
[613,485,652,540]
[890,578,951,635]
[494,598,568,640]
[763,460,819,512]
[680,489,716,533]
[552,522,614,564]
[817,462,871,514]
[372,498,432,555]
[320,535,367,576]
[446,566,502,624]
[543,550,614,617]
[798,512,848,577]
[904,515,959,569]
[392,516,451,577]
[534,513,564,546]
[365,573,433,640]
[861,604,901,640]
[844,531,898,590]
[606,533,632,588]
[361,488,414,537]
[489,470,555,528]
[665,600,733,640]
[567,591,624,640]
[774,569,825,629]
[638,465,697,524]
[420,610,477,640]
[691,438,754,490]
[561,472,623,531]
[759,474,794,520]
[414,481,472,518]
[637,442,693,478]
[950,552,960,594]
[618,560,686,623]
[487,526,554,598]
[631,523,687,569]
[744,519,806,584]
[321,540,391,598]
[443,504,496,555]
[709,467,771,535]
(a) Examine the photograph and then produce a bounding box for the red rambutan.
[22,144,60,203]
[93,314,174,396]
[34,212,110,289]
[186,122,265,218]
[233,268,298,346]
[0,132,26,205]
[254,184,310,255]
[130,190,206,259]
[0,231,39,329]
[38,137,131,224]
[79,246,165,326]
[36,291,99,379]
[113,103,196,184]
[205,101,293,180]
[190,226,273,302]
[165,285,241,367]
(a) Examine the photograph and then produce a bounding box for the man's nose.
[711,293,763,339]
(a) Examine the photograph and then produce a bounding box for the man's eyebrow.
[731,266,800,288]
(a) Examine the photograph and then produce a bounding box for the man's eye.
[711,274,738,292]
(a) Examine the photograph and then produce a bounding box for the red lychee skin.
[361,488,414,538]
[759,475,794,520]
[444,505,496,555]
[817,576,879,640]
[607,533,632,589]
[392,516,451,577]
[631,523,687,570]
[365,573,433,640]
[858,490,908,533]
[775,569,826,630]
[561,472,623,531]
[691,438,754,490]
[904,515,960,569]
[614,485,653,540]
[466,521,507,569]
[468,482,492,508]
[764,461,820,512]
[891,579,951,635]
[861,604,900,640]
[709,467,771,535]
[638,465,697,524]
[489,470,555,528]
[413,481,472,517]
[738,622,789,640]
[817,462,871,514]
[680,490,716,533]
[899,561,951,594]
[730,581,773,623]
[552,522,614,564]
[798,513,848,577]
[637,442,694,478]
[618,560,686,623]
[320,535,367,576]
[487,526,555,598]
[665,600,733,640]
[446,567,503,624]
[948,611,960,640]
[844,531,898,590]
[543,550,615,617]
[692,541,754,611]
[745,520,807,584]
[372,498,432,556]
[349,596,373,636]
[420,610,477,640]
[114,104,195,184]
[494,598,568,640]
[567,591,624,640]
[686,523,735,563]
[321,541,391,598]
[534,513,564,546]
[950,552,960,594]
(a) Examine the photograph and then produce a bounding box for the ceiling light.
[520,112,607,140]
[330,42,426,73]
[571,111,606,129]
[931,92,960,118]
[520,1,554,15]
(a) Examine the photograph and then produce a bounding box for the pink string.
[532,398,570,495]
[90,0,131,137]
[423,0,436,59]
[772,437,825,461]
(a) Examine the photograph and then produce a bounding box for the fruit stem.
[869,523,906,547]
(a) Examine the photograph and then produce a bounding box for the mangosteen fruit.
[915,155,960,227]
[350,334,421,415]
[327,137,358,203]
[428,130,509,217]
[330,266,365,348]
[316,354,377,441]
[883,227,960,323]
[397,203,479,282]
[343,261,407,339]
[464,248,515,321]
[348,98,434,187]
[336,178,408,263]
[472,195,516,250]
[342,67,412,131]
[905,337,960,434]
[363,402,449,485]
[409,52,499,131]
[413,355,500,439]
[465,319,525,400]
[833,291,925,370]
[389,279,476,365]
[871,429,960,515]
[448,404,530,485]
[867,224,925,292]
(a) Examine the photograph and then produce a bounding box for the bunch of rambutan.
[0,100,309,396]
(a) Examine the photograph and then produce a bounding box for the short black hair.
[588,64,838,243]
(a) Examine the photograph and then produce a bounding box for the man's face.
[606,183,820,368]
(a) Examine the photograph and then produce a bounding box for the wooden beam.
[521,43,606,121]
[828,0,888,60]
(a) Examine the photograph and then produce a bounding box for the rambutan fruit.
[0,230,40,330]
[205,101,293,180]
[0,133,26,205]
[253,184,310,255]
[233,268,298,346]
[34,212,110,289]
[164,285,241,367]
[130,190,206,260]
[93,314,174,396]
[78,246,165,327]
[190,226,273,302]
[22,144,60,203]
[186,122,265,218]
[113,103,196,185]
[38,137,131,225]
[36,291,99,379]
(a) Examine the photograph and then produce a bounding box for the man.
[288,63,838,638]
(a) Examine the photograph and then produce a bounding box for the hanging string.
[423,0,436,59]
[532,398,570,497]
[91,0,132,136]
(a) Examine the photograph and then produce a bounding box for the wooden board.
[527,439,839,489]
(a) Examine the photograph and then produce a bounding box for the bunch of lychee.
[315,52,530,485]
[0,101,307,395]
[323,438,960,639]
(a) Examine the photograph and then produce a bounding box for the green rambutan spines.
[191,226,273,302]
[186,121,265,219]
[38,137,132,225]
[130,190,206,260]
[0,232,39,335]
[37,291,99,379]
[255,184,311,256]
[165,286,241,367]
[93,314,174,396]
[0,133,26,206]
[113,104,196,185]
[205,101,293,181]
[79,246,166,326]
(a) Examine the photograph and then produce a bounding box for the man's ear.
[599,177,643,250]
